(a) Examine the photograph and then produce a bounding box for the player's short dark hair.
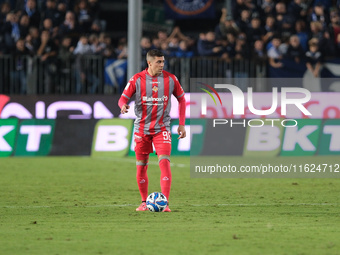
[146,49,164,61]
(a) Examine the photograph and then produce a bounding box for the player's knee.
[136,160,148,166]
[158,155,170,163]
[136,154,149,165]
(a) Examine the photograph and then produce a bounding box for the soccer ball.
[146,192,168,212]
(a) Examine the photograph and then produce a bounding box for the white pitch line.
[1,203,338,209]
[93,157,189,168]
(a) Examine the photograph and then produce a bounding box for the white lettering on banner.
[0,93,339,120]
[282,126,318,151]
[93,101,114,119]
[1,103,32,119]
[0,126,15,151]
[1,101,115,119]
[171,125,203,151]
[247,126,281,151]
[323,126,340,151]
[47,101,92,119]
[95,126,128,151]
[212,84,311,116]
[20,125,52,151]
[36,101,45,119]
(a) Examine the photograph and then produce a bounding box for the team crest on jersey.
[152,86,158,93]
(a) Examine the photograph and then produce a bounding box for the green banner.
[0,119,19,157]
[318,119,340,155]
[243,119,285,157]
[14,119,55,156]
[280,119,322,156]
[91,119,133,158]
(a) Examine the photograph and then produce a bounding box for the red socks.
[159,156,172,201]
[136,163,149,201]
[136,155,171,202]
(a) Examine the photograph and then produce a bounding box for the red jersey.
[120,68,185,135]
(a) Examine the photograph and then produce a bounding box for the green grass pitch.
[0,156,339,255]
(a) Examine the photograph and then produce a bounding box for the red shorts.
[134,131,172,156]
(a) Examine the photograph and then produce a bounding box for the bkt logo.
[200,84,312,127]
[0,119,55,157]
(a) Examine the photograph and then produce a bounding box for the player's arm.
[173,76,186,139]
[118,78,136,114]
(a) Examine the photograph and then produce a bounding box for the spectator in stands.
[151,36,161,50]
[328,10,340,56]
[336,33,340,57]
[246,16,265,45]
[233,0,252,21]
[89,33,104,55]
[236,9,251,33]
[221,32,236,62]
[234,33,249,60]
[88,0,100,20]
[285,35,305,63]
[58,36,74,92]
[73,35,91,55]
[275,1,294,38]
[42,0,62,27]
[197,31,223,56]
[217,8,240,40]
[89,19,102,34]
[262,15,276,44]
[267,36,284,68]
[37,30,58,93]
[157,30,168,45]
[310,20,334,56]
[261,0,275,16]
[25,26,40,54]
[160,41,171,58]
[11,38,30,94]
[2,11,21,53]
[42,18,58,40]
[140,36,152,56]
[18,14,29,39]
[74,0,93,33]
[167,26,194,48]
[57,1,67,22]
[23,0,41,28]
[58,36,74,65]
[252,39,267,62]
[287,0,307,24]
[306,38,322,77]
[73,35,99,93]
[310,2,329,28]
[295,19,309,51]
[102,45,116,59]
[0,2,11,27]
[58,11,80,46]
[174,40,194,58]
[168,36,180,55]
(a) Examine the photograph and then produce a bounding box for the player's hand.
[120,104,130,114]
[177,125,186,139]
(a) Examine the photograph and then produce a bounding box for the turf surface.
[0,156,339,255]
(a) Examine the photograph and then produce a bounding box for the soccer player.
[118,49,186,212]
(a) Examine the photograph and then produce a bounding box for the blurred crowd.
[141,0,340,78]
[0,0,121,56]
[2,0,340,94]
[0,0,126,93]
